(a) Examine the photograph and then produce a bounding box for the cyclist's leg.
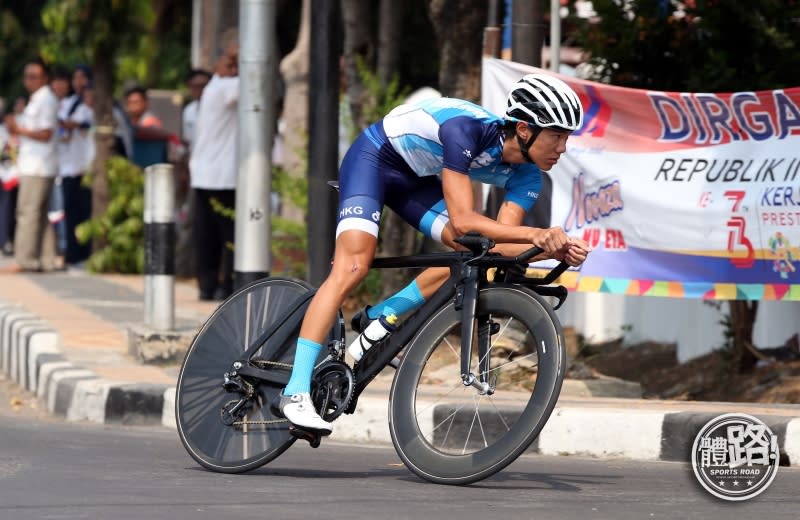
[281,129,386,432]
[300,231,378,345]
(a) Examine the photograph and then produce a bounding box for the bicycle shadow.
[231,466,407,480]
[187,465,619,492]
[450,471,621,491]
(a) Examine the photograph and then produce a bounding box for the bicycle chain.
[232,418,288,426]
[223,400,289,427]
[252,359,293,369]
[218,359,295,427]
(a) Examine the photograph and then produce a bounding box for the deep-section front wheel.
[175,277,338,473]
[389,285,565,485]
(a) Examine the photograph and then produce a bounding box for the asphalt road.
[2,374,800,520]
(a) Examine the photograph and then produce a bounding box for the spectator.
[71,65,92,97]
[1,100,14,256]
[82,83,96,165]
[175,68,212,279]
[188,30,239,300]
[57,68,95,267]
[49,65,73,262]
[182,69,211,150]
[112,100,134,159]
[12,95,28,116]
[0,95,27,257]
[124,86,173,168]
[2,58,59,273]
[124,86,163,130]
[180,69,212,200]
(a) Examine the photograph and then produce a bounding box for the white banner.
[482,58,800,300]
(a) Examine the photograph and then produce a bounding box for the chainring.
[311,360,355,422]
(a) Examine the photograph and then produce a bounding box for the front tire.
[389,285,565,485]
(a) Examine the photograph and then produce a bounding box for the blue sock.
[284,337,322,396]
[367,279,425,319]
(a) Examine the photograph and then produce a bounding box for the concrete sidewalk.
[1,264,799,467]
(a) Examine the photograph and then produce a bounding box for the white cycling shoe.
[278,392,333,435]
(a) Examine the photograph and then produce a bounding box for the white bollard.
[143,163,175,331]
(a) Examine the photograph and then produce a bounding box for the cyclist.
[279,73,592,434]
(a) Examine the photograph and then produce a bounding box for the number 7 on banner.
[724,190,755,269]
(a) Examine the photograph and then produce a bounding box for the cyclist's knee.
[329,257,370,288]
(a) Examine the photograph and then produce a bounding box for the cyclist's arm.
[494,198,592,265]
[495,200,526,226]
[441,168,566,253]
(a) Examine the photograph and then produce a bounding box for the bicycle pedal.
[289,426,324,448]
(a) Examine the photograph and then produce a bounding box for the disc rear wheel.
[175,277,340,473]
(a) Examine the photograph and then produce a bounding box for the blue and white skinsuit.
[336,97,543,240]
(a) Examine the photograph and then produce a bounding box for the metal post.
[483,0,503,58]
[234,0,275,290]
[191,0,202,68]
[481,0,504,216]
[550,0,561,72]
[512,0,552,229]
[143,163,175,331]
[512,0,545,67]
[307,0,340,286]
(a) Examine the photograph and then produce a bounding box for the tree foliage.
[40,0,189,91]
[41,0,154,64]
[0,1,48,99]
[75,157,145,273]
[573,0,800,91]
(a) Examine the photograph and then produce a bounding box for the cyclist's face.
[528,127,570,171]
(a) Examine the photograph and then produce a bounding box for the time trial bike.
[175,232,570,485]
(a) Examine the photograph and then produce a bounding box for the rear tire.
[389,285,565,485]
[175,277,341,473]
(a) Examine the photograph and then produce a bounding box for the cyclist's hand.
[530,226,569,255]
[559,238,592,267]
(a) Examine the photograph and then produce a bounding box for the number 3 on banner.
[724,190,755,268]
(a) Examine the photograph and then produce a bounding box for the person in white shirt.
[0,115,14,255]
[49,66,72,260]
[188,35,239,300]
[174,69,211,279]
[58,68,95,266]
[182,69,211,150]
[2,58,59,273]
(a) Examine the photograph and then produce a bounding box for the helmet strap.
[516,126,542,163]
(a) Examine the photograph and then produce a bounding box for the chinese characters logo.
[691,413,779,501]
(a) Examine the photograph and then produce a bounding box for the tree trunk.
[90,49,116,253]
[278,0,311,224]
[341,0,374,129]
[427,0,485,101]
[377,0,400,87]
[372,0,417,293]
[426,0,487,220]
[729,300,759,373]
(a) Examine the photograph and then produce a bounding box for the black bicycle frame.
[231,242,570,406]
[349,243,570,403]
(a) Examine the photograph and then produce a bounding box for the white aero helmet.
[506,73,584,132]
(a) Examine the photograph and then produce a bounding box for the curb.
[0,303,170,425]
[2,301,799,466]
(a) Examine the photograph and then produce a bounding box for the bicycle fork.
[457,264,496,395]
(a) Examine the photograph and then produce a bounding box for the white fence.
[557,293,800,362]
